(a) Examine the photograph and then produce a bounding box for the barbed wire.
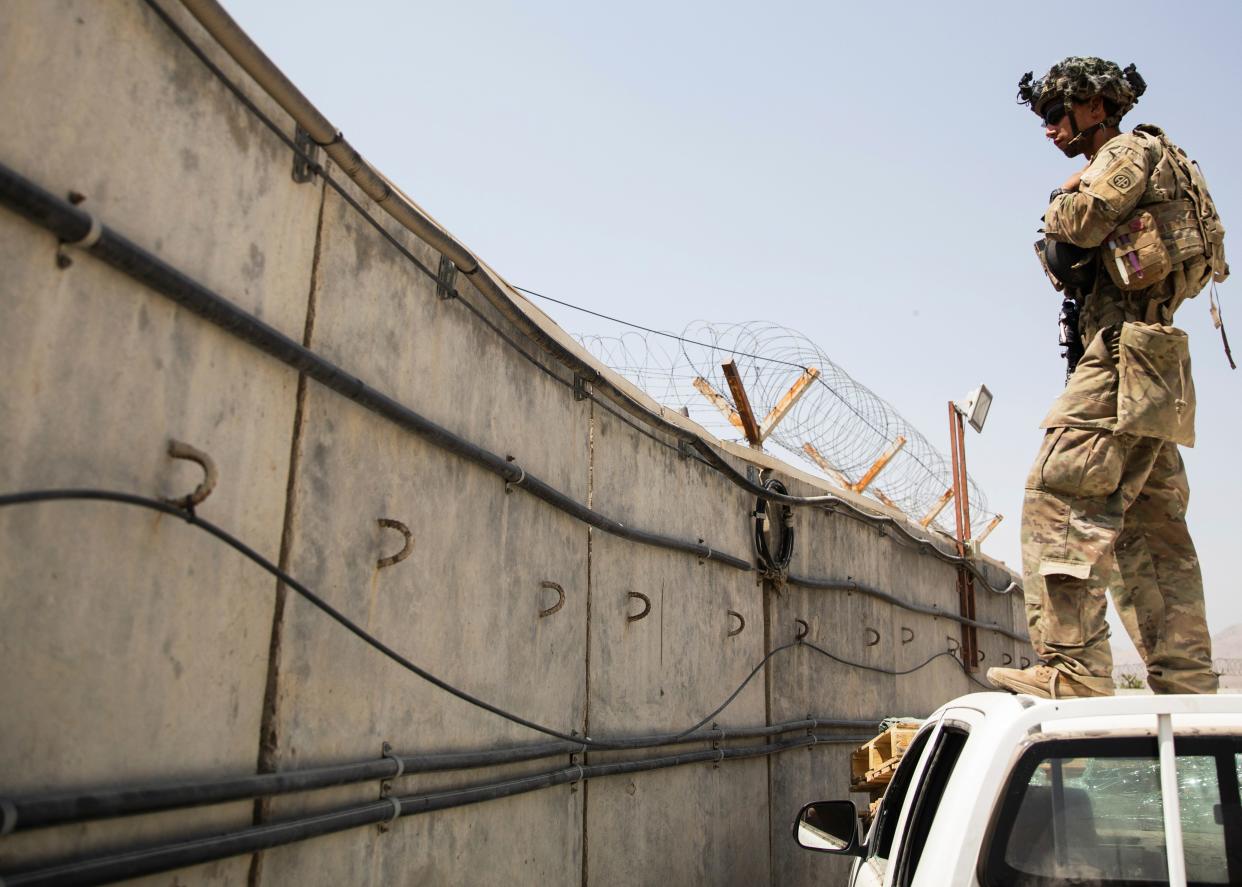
[576,321,996,536]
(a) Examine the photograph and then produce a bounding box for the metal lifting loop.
[1002,653,1013,665]
[539,581,565,618]
[863,628,880,647]
[901,626,915,645]
[727,609,745,637]
[626,591,651,623]
[376,518,413,568]
[794,618,809,641]
[1021,656,1032,669]
[161,439,218,510]
[946,636,960,655]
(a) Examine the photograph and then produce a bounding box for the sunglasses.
[1041,102,1068,127]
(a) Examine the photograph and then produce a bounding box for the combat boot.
[986,663,1113,699]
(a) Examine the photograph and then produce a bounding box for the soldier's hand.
[1061,166,1088,192]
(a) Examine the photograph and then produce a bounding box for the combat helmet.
[1017,57,1146,127]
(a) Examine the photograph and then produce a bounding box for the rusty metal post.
[948,402,978,671]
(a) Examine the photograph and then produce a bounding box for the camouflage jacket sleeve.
[1044,134,1151,248]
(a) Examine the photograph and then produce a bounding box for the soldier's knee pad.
[1030,427,1124,498]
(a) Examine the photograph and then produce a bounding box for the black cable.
[6,717,874,832]
[754,478,794,574]
[0,732,867,887]
[801,640,992,690]
[512,284,811,373]
[785,573,1027,643]
[142,0,1020,597]
[0,491,998,756]
[0,162,752,574]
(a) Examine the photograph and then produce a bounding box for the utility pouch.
[1149,199,1206,265]
[1102,210,1172,291]
[1115,322,1195,446]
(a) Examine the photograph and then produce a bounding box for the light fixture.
[955,384,993,433]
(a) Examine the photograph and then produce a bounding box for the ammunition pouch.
[1102,210,1173,291]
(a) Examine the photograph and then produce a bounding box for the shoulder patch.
[1083,158,1145,215]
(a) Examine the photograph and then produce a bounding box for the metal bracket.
[376,518,414,569]
[626,591,651,623]
[539,581,565,618]
[573,374,590,402]
[291,125,319,184]
[161,439,218,512]
[436,255,457,300]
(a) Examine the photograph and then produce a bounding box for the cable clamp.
[505,466,526,495]
[571,763,585,785]
[66,211,103,250]
[385,795,402,823]
[383,744,405,778]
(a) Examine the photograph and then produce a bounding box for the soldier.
[986,57,1228,699]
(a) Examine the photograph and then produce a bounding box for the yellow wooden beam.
[759,367,820,442]
[853,435,906,494]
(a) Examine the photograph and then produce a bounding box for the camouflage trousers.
[1021,324,1216,694]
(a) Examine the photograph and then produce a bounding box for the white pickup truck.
[794,693,1242,886]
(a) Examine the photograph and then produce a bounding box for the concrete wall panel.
[0,3,1029,884]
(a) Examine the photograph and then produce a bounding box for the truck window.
[893,726,969,887]
[981,736,1242,886]
[870,726,934,861]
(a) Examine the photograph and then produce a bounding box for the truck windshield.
[981,736,1242,886]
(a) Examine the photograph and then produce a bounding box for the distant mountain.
[1110,622,1242,666]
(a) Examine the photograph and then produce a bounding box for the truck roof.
[933,691,1242,739]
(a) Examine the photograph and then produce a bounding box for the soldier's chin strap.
[1063,108,1105,153]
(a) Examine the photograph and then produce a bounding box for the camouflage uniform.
[1022,117,1221,694]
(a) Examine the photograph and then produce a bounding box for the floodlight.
[956,384,992,433]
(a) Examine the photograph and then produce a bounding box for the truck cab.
[794,693,1242,886]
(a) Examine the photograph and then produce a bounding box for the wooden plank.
[801,442,854,490]
[853,435,907,494]
[974,513,1004,546]
[870,486,901,512]
[721,360,762,447]
[692,376,744,430]
[758,366,820,442]
[919,487,954,528]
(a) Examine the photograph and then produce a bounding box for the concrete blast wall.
[0,3,1030,885]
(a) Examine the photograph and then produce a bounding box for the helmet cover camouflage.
[1017,57,1147,127]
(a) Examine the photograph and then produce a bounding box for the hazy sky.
[224,1,1242,658]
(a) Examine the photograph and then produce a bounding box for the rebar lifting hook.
[864,628,880,647]
[626,591,651,623]
[539,581,565,618]
[727,609,745,637]
[900,626,915,645]
[794,618,809,641]
[161,439,218,510]
[376,518,414,568]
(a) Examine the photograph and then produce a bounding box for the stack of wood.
[849,721,921,822]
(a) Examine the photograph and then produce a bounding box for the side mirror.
[792,800,864,856]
